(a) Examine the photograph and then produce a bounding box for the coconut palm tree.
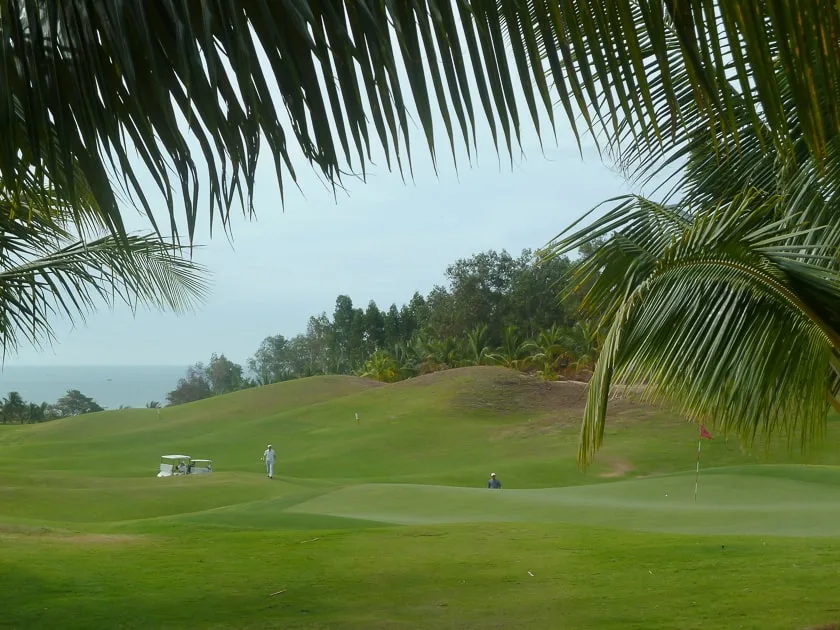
[360,350,401,383]
[417,336,463,373]
[563,322,600,374]
[392,341,422,380]
[28,402,49,423]
[2,392,27,423]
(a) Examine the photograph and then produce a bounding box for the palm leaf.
[0,175,210,354]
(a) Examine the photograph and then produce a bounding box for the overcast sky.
[8,69,636,368]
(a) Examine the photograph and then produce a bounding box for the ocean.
[0,365,189,409]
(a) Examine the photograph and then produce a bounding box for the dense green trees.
[166,354,257,406]
[166,248,596,406]
[2,392,27,423]
[0,389,103,423]
[244,248,586,386]
[55,390,104,416]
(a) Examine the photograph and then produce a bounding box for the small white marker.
[528,571,534,577]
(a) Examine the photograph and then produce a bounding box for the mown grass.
[1,367,839,629]
[3,525,840,629]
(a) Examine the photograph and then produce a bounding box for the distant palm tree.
[27,402,49,423]
[531,324,569,380]
[465,325,493,366]
[360,351,400,383]
[3,392,27,424]
[145,401,161,409]
[563,323,600,374]
[487,326,535,371]
[417,336,462,373]
[391,342,420,380]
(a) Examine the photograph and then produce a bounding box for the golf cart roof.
[161,454,191,460]
[190,459,211,463]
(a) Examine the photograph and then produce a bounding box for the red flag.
[699,425,714,440]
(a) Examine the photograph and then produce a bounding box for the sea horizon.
[0,365,192,410]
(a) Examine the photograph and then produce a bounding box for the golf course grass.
[2,367,839,629]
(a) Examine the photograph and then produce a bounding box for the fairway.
[2,367,840,629]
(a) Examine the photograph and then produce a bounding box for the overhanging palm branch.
[531,1,840,465]
[5,1,838,242]
[0,177,210,354]
[2,0,557,241]
[547,192,840,466]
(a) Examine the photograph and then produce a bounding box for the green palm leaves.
[1,0,560,242]
[547,190,840,466]
[10,1,836,242]
[0,175,210,353]
[532,1,840,466]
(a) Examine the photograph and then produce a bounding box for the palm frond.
[5,1,840,242]
[545,192,840,466]
[0,178,210,354]
[1,0,556,241]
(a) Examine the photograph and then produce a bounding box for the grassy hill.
[2,367,840,629]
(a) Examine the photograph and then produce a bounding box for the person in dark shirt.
[487,472,502,489]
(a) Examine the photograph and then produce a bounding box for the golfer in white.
[261,444,276,479]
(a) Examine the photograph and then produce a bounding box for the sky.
[7,56,639,368]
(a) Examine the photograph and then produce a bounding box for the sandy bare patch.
[0,525,144,544]
[598,458,634,478]
[454,371,591,414]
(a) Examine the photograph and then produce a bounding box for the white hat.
[490,472,496,476]
[267,444,272,448]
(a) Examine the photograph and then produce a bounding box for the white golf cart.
[157,454,191,477]
[189,458,213,475]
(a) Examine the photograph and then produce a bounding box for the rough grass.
[2,367,840,629]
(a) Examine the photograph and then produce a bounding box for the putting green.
[286,465,840,536]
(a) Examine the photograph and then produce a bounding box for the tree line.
[166,246,601,406]
[0,389,105,424]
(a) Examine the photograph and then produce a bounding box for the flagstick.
[694,432,702,501]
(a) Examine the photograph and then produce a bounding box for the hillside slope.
[1,366,839,532]
[3,368,840,630]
